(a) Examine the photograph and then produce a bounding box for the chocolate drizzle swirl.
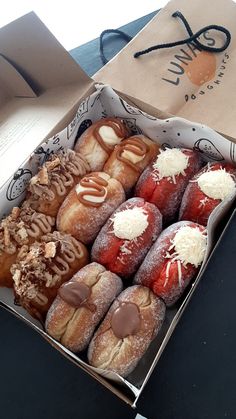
[116,137,150,172]
[77,174,108,207]
[93,119,127,154]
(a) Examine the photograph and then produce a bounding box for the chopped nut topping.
[44,241,56,258]
[4,227,10,247]
[45,157,60,171]
[38,166,49,185]
[12,207,20,220]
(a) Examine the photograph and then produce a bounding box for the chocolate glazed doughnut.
[46,263,123,352]
[88,285,166,378]
[103,135,159,193]
[74,118,129,171]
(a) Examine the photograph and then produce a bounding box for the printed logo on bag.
[162,31,230,102]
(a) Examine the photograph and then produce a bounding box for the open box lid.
[0,12,94,188]
[94,0,236,141]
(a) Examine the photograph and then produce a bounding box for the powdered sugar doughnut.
[74,118,129,171]
[46,262,123,352]
[134,221,207,306]
[57,172,125,244]
[88,285,165,377]
[103,135,159,193]
[91,197,162,278]
[135,148,202,224]
[179,162,236,226]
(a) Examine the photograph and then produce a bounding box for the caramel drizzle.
[27,214,55,238]
[50,236,84,278]
[93,119,127,154]
[77,175,108,207]
[116,137,150,172]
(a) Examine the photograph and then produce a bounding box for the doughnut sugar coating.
[46,262,123,352]
[91,197,162,278]
[134,221,207,306]
[56,172,125,244]
[88,285,166,378]
[135,148,202,223]
[179,162,236,226]
[103,135,159,193]
[74,118,129,171]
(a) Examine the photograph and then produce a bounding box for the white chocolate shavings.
[152,148,189,184]
[197,169,235,200]
[99,125,122,146]
[164,226,207,287]
[121,148,145,164]
[112,207,148,240]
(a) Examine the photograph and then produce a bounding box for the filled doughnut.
[74,118,128,171]
[26,149,90,217]
[103,135,159,193]
[46,262,123,352]
[0,205,55,288]
[11,231,89,321]
[88,285,166,377]
[135,147,202,223]
[57,172,125,244]
[179,162,236,226]
[91,197,162,278]
[134,221,207,306]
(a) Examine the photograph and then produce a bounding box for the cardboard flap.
[0,54,37,99]
[0,11,93,93]
[94,0,236,139]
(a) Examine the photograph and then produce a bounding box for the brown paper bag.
[94,0,236,141]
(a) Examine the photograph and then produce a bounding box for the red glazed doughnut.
[134,221,207,306]
[179,162,236,226]
[91,197,162,278]
[135,148,202,223]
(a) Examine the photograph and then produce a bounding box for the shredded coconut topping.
[153,148,189,184]
[112,207,148,240]
[164,226,207,288]
[169,226,207,267]
[197,169,235,200]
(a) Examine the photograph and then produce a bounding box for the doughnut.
[45,262,123,352]
[134,221,207,306]
[103,135,159,193]
[179,162,236,226]
[88,285,166,378]
[56,172,125,244]
[0,205,55,288]
[135,148,202,223]
[91,197,162,278]
[11,231,89,321]
[74,118,128,171]
[26,149,90,217]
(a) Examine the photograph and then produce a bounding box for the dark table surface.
[1,11,236,419]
